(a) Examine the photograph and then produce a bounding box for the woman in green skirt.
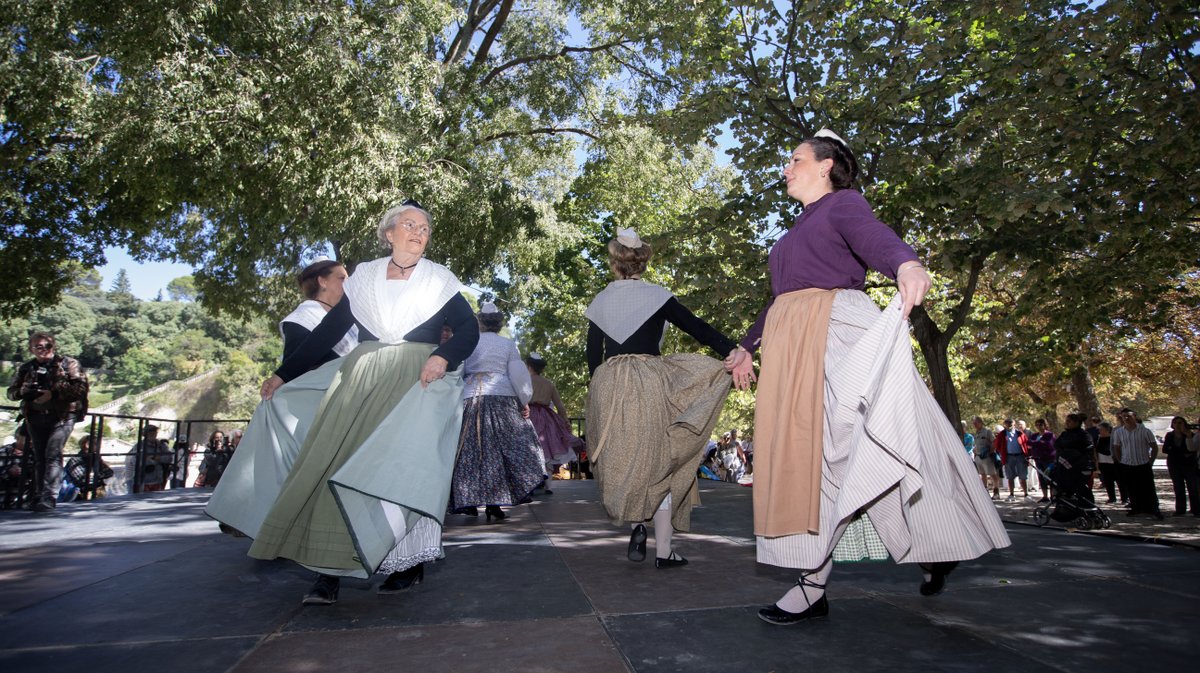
[207,201,479,605]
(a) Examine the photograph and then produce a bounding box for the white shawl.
[342,257,465,344]
[279,300,360,357]
[584,279,674,345]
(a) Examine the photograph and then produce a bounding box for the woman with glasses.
[208,201,480,605]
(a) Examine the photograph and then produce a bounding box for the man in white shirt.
[1111,408,1163,520]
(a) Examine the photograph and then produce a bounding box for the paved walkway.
[1,480,1197,673]
[990,467,1200,548]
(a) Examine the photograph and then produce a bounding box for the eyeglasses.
[31,343,53,351]
[397,219,431,237]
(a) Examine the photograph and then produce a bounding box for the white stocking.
[775,556,832,613]
[652,507,674,559]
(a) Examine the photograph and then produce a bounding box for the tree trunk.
[910,308,962,432]
[1070,363,1102,418]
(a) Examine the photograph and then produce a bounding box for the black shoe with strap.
[302,574,340,606]
[655,551,688,569]
[919,561,959,596]
[758,573,829,625]
[377,563,424,594]
[627,523,647,562]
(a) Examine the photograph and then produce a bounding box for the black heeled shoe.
[377,563,424,594]
[919,561,959,596]
[302,574,340,606]
[453,506,479,517]
[485,505,506,522]
[655,551,689,569]
[758,574,828,625]
[627,523,647,562]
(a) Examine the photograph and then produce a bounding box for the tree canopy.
[3,0,1196,429]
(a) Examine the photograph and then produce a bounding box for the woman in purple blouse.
[1030,419,1057,503]
[728,131,1010,626]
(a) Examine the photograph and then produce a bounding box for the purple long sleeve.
[739,189,918,352]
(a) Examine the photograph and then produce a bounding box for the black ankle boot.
[302,574,340,605]
[378,563,424,594]
[485,505,506,522]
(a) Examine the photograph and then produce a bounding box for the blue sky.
[98,247,193,300]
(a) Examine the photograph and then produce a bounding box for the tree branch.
[471,0,514,69]
[480,39,638,87]
[475,126,600,144]
[944,253,987,340]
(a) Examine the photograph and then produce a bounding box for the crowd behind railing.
[1,404,594,511]
[1,404,250,509]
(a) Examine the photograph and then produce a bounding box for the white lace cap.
[480,301,499,314]
[615,227,642,249]
[528,351,544,361]
[814,128,850,149]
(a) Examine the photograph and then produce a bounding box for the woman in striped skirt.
[728,130,1010,625]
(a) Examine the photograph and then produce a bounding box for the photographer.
[6,332,89,512]
[198,430,233,488]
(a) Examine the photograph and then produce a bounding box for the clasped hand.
[724,348,757,391]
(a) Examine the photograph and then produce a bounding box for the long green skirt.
[207,341,464,578]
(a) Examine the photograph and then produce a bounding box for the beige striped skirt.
[586,353,732,532]
[757,290,1011,569]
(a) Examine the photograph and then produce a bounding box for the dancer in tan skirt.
[728,130,1010,625]
[585,228,738,569]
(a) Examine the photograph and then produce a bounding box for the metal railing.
[3,405,248,500]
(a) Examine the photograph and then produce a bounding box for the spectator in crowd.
[1085,416,1101,446]
[972,417,999,499]
[1,427,29,509]
[1093,421,1122,505]
[1029,418,1057,503]
[1190,417,1200,463]
[998,418,1030,501]
[741,433,754,473]
[961,421,974,456]
[721,430,748,483]
[228,429,243,451]
[64,435,113,501]
[1053,413,1093,492]
[1016,419,1037,490]
[1162,416,1198,517]
[1083,416,1101,489]
[168,432,192,488]
[1112,408,1163,520]
[5,331,89,512]
[127,425,172,493]
[198,430,233,488]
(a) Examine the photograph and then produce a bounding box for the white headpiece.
[615,227,642,249]
[814,128,850,149]
[480,301,499,314]
[528,351,544,360]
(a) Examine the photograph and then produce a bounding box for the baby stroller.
[1032,455,1112,530]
